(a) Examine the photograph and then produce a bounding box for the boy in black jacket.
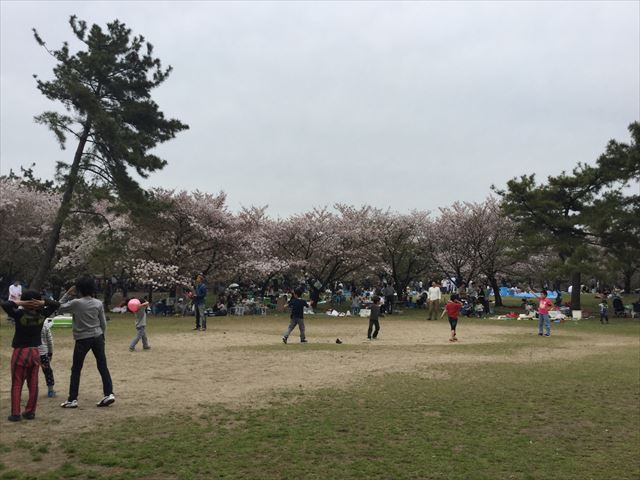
[2,290,59,421]
[282,287,309,344]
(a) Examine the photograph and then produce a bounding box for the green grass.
[0,295,638,480]
[1,345,638,479]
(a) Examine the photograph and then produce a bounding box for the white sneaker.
[60,400,78,408]
[97,394,115,407]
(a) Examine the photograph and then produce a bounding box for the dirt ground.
[0,317,637,448]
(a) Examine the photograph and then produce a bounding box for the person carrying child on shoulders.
[441,294,463,343]
[1,290,59,421]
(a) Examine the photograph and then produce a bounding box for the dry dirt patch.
[0,318,636,447]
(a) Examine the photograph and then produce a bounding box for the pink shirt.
[538,298,553,315]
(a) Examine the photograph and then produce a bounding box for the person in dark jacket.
[282,287,309,344]
[2,290,59,421]
[367,296,384,340]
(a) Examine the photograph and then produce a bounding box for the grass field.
[0,295,638,479]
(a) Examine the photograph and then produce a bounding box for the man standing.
[192,274,207,331]
[383,282,395,315]
[427,281,442,320]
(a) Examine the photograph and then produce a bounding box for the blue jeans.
[130,326,150,349]
[538,314,551,335]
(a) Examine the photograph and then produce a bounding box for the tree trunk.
[103,281,113,312]
[489,276,503,307]
[31,124,91,290]
[623,270,633,294]
[571,271,581,310]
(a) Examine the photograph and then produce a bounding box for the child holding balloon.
[128,298,151,351]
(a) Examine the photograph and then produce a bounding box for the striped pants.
[11,347,40,416]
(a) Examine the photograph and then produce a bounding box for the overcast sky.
[1,1,638,216]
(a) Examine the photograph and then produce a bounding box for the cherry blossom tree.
[272,206,373,304]
[465,198,521,306]
[232,206,289,295]
[369,209,432,297]
[0,179,58,290]
[427,202,484,287]
[125,188,235,293]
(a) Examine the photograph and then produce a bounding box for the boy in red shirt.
[441,294,463,342]
[529,289,553,337]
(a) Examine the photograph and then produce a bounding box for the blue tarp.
[497,287,559,299]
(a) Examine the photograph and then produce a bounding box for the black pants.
[385,296,394,314]
[368,318,380,339]
[40,354,54,387]
[68,335,113,402]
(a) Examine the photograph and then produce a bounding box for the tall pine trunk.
[570,271,581,310]
[31,125,90,290]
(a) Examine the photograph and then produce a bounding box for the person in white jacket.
[427,281,442,320]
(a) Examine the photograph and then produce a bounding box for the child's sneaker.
[281,336,287,344]
[60,400,78,408]
[300,339,308,343]
[97,394,115,407]
[21,412,35,420]
[128,347,135,352]
[143,346,151,350]
[7,414,21,422]
[47,389,57,398]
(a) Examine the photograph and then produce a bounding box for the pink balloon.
[128,299,141,313]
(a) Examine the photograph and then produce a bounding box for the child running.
[367,295,383,340]
[129,298,151,351]
[40,317,56,398]
[1,290,59,421]
[57,275,115,408]
[441,294,463,342]
[282,287,308,344]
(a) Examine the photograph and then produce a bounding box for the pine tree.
[495,122,639,309]
[30,16,188,289]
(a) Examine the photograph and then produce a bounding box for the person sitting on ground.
[213,300,227,316]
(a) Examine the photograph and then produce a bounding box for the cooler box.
[49,315,73,328]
